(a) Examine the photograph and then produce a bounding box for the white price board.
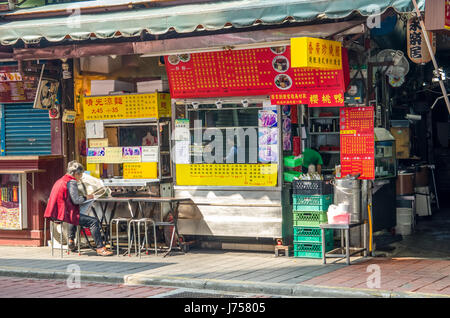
[142,146,159,162]
[175,141,190,164]
[86,121,104,139]
[174,119,190,141]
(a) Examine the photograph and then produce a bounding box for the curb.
[0,267,449,298]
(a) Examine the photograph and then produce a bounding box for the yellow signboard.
[123,162,158,179]
[176,164,278,187]
[89,138,109,148]
[83,93,171,121]
[340,130,356,135]
[291,37,342,69]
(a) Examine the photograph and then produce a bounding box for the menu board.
[340,107,375,180]
[0,66,37,103]
[83,93,171,121]
[165,46,345,99]
[176,164,278,187]
[123,162,158,179]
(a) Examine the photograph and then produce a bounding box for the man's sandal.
[68,239,77,252]
[96,247,113,256]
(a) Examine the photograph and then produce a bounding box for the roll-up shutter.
[3,103,51,156]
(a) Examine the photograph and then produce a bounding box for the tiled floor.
[0,276,175,298]
[301,258,450,295]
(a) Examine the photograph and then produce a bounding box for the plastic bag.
[327,204,350,225]
[77,173,111,198]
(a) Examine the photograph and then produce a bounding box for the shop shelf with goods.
[283,156,303,182]
[291,179,334,258]
[307,107,341,174]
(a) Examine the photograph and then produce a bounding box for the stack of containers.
[292,180,334,258]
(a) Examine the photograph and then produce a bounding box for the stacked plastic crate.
[292,180,334,258]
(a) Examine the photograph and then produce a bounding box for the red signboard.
[165,46,345,101]
[0,66,37,103]
[446,0,450,30]
[269,90,344,106]
[339,107,375,180]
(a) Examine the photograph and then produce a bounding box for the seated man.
[44,161,113,256]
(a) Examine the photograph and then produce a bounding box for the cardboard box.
[137,80,169,93]
[90,80,135,96]
[390,127,410,159]
[80,56,122,74]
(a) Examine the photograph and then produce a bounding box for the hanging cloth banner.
[446,0,450,30]
[407,17,436,64]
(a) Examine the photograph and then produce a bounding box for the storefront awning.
[0,0,425,46]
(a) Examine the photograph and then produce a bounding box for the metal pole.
[412,0,450,115]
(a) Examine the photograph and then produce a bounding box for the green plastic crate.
[284,171,302,182]
[284,156,303,168]
[293,226,333,243]
[293,194,333,211]
[293,211,328,227]
[293,241,334,259]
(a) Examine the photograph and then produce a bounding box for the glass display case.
[374,128,396,179]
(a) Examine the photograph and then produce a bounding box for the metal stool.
[44,219,68,258]
[44,218,83,257]
[110,218,132,256]
[154,220,178,257]
[129,218,157,258]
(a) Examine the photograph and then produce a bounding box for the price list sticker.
[176,164,278,187]
[340,107,375,180]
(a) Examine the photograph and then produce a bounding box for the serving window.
[174,100,279,187]
[86,121,171,181]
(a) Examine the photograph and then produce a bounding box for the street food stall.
[83,92,172,192]
[165,41,347,246]
[81,91,174,237]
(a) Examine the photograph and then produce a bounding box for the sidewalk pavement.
[0,246,449,298]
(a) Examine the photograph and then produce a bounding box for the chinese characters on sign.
[123,162,158,179]
[83,93,171,121]
[270,90,344,106]
[407,17,436,64]
[290,37,342,69]
[0,66,37,103]
[165,45,345,99]
[340,107,375,180]
[446,0,450,30]
[175,164,278,187]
